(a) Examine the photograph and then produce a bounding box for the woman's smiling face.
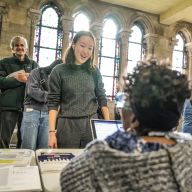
[73,35,94,65]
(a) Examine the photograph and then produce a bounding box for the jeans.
[21,109,49,150]
[182,99,192,134]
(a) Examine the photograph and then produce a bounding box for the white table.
[0,149,42,192]
[36,148,83,192]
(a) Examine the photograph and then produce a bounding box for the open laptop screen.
[90,119,123,140]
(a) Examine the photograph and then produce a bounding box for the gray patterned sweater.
[60,140,192,192]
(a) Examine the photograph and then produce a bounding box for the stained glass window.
[172,32,187,73]
[33,3,63,67]
[70,12,90,42]
[127,24,144,73]
[99,18,120,100]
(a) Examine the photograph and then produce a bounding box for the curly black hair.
[124,58,191,135]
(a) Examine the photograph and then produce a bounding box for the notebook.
[0,165,42,192]
[90,119,123,140]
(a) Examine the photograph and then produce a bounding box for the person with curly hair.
[60,58,192,192]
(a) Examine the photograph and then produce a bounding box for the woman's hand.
[49,110,58,148]
[101,106,110,120]
[49,132,57,148]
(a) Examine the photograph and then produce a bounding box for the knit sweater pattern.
[24,68,48,111]
[60,139,192,192]
[48,64,107,117]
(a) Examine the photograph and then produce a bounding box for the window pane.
[129,25,142,43]
[34,26,40,46]
[102,38,116,57]
[128,43,141,61]
[33,4,63,66]
[127,24,143,74]
[172,51,183,68]
[100,57,115,76]
[103,76,113,97]
[74,13,89,32]
[127,60,137,74]
[172,32,185,72]
[38,48,56,67]
[40,27,57,48]
[33,46,38,62]
[103,19,117,38]
[99,18,118,99]
[42,7,58,27]
[175,34,184,51]
[57,31,63,50]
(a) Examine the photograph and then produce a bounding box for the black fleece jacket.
[0,55,38,111]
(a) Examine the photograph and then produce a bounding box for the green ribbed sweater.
[48,64,107,117]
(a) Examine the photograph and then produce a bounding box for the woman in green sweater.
[48,31,109,148]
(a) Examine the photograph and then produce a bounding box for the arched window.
[127,24,144,73]
[70,12,90,41]
[33,3,63,67]
[172,32,187,73]
[73,12,89,32]
[99,18,120,100]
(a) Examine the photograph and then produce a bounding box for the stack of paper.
[0,149,42,191]
[6,70,25,78]
[0,149,33,167]
[0,166,42,191]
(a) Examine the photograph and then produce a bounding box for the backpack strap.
[39,68,48,91]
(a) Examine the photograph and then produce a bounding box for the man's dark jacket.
[0,55,38,111]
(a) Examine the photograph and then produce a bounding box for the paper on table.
[0,166,12,189]
[0,149,33,167]
[12,166,42,191]
[0,166,42,192]
[7,70,25,78]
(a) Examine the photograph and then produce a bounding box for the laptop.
[90,119,123,140]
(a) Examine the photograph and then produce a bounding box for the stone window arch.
[33,2,63,67]
[99,17,120,100]
[127,22,145,73]
[172,32,187,73]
